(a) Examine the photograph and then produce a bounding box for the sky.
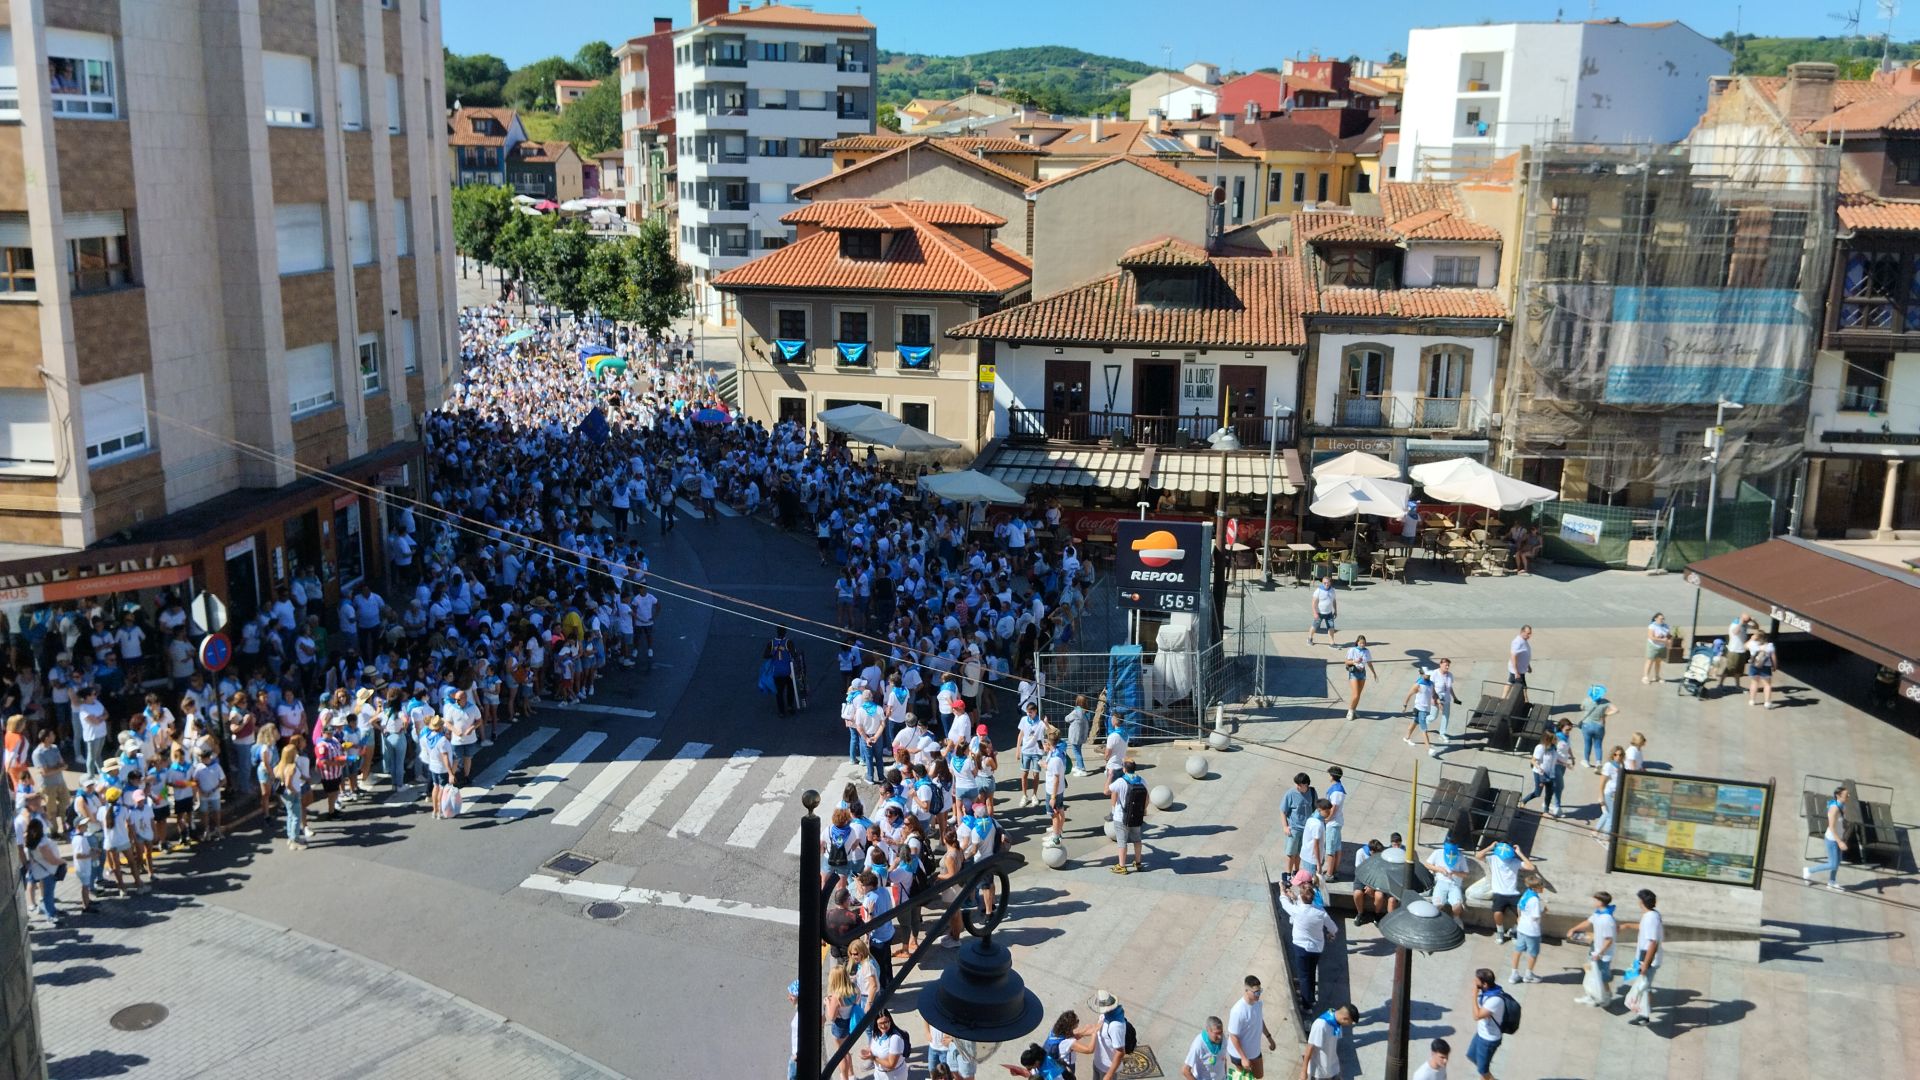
[441,0,1886,71]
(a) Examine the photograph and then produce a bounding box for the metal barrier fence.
[1526,497,1776,572]
[1040,618,1268,742]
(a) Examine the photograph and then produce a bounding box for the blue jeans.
[861,739,884,783]
[1521,771,1554,805]
[1549,770,1566,812]
[383,732,409,787]
[1808,838,1842,883]
[847,727,862,764]
[281,789,302,842]
[1467,1034,1501,1075]
[1580,722,1605,763]
[1068,740,1087,772]
[36,872,57,919]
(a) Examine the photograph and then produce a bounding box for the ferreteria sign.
[0,553,183,591]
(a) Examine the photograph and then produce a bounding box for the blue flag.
[575,406,610,446]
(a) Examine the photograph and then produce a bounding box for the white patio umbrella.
[1311,475,1413,565]
[1312,450,1401,480]
[1418,459,1557,536]
[817,404,960,451]
[816,403,898,438]
[1408,455,1480,487]
[918,469,1024,505]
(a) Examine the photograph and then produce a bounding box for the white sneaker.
[1509,970,1520,984]
[1802,867,1812,884]
[1429,748,1441,757]
[1346,708,1357,721]
[1825,882,1845,892]
[481,739,494,747]
[1404,737,1416,746]
[1522,972,1541,983]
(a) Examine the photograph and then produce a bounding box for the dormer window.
[840,230,882,259]
[1134,269,1199,308]
[1324,248,1392,288]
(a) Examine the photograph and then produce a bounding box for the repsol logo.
[1128,571,1187,582]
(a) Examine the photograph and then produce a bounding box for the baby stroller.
[1678,639,1721,699]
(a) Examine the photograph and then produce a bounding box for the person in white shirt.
[1410,1038,1451,1080]
[1300,1002,1357,1080]
[1508,625,1533,698]
[1717,612,1753,693]
[1568,891,1619,1006]
[1042,733,1069,844]
[857,1009,909,1080]
[1016,703,1046,808]
[1180,1016,1229,1080]
[1300,799,1331,871]
[1424,841,1468,924]
[1087,991,1129,1080]
[1474,841,1535,945]
[1224,977,1276,1079]
[1622,889,1664,1025]
[1307,574,1338,647]
[443,690,480,781]
[1342,637,1377,721]
[1507,872,1547,983]
[1466,969,1505,1080]
[1278,878,1339,1013]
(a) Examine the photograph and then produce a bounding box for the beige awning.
[981,445,1296,495]
[1152,449,1297,496]
[983,447,1148,489]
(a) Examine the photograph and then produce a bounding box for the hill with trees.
[1717,32,1920,77]
[876,45,1155,117]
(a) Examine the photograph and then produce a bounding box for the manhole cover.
[109,1003,169,1032]
[544,851,598,875]
[1116,1046,1163,1079]
[585,901,626,921]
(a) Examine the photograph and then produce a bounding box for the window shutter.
[347,200,374,264]
[262,52,315,123]
[393,197,411,257]
[81,375,146,447]
[286,343,336,411]
[400,317,419,374]
[63,210,125,240]
[337,63,365,129]
[0,30,17,119]
[0,389,54,470]
[274,203,326,274]
[385,72,403,133]
[45,28,113,63]
[0,213,28,248]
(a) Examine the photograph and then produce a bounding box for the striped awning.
[981,445,1296,495]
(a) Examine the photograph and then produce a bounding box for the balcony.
[837,59,868,74]
[837,109,869,121]
[1336,393,1388,427]
[1007,408,1295,448]
[896,344,936,372]
[835,340,872,367]
[1329,394,1490,432]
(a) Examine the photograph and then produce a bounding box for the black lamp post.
[1373,898,1466,1080]
[797,790,1043,1080]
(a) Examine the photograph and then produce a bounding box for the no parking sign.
[199,632,232,673]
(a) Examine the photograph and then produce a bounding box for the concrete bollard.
[1185,754,1209,779]
[1150,784,1174,810]
[1207,730,1231,751]
[1042,844,1069,869]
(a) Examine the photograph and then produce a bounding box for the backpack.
[1122,777,1149,828]
[1106,1006,1139,1055]
[917,778,946,816]
[1496,989,1522,1035]
[1042,1034,1079,1080]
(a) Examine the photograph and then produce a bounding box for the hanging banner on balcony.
[773,339,807,362]
[898,345,933,369]
[835,342,868,365]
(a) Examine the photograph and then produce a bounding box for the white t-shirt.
[1092,1014,1128,1075]
[1312,583,1336,615]
[1225,998,1264,1061]
[1486,852,1522,895]
[1412,1058,1449,1080]
[631,594,657,626]
[77,701,109,741]
[1018,715,1044,756]
[1587,908,1619,963]
[1624,744,1645,772]
[1301,815,1326,865]
[1431,669,1456,706]
[1509,636,1532,676]
[1108,776,1135,824]
[1184,1033,1228,1080]
[1426,846,1466,883]
[1326,783,1345,827]
[1345,646,1372,671]
[1516,891,1544,936]
[1634,908,1664,968]
[1305,1014,1341,1079]
[1475,991,1505,1041]
[1725,622,1748,655]
[867,1031,908,1080]
[1044,752,1066,797]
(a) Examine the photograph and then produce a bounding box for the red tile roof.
[1299,214,1401,244]
[1235,117,1342,153]
[1027,154,1216,197]
[1837,199,1920,231]
[793,137,1035,197]
[1117,236,1211,268]
[714,202,1029,297]
[704,3,873,31]
[1808,94,1920,134]
[447,107,518,147]
[1379,181,1464,222]
[947,256,1309,349]
[822,134,919,152]
[781,199,1006,229]
[513,140,576,163]
[1316,286,1509,319]
[947,136,1046,155]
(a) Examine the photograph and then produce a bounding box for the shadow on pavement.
[1758,918,1906,963]
[48,1050,150,1080]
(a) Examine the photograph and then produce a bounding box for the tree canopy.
[573,41,617,79]
[555,76,620,156]
[503,56,586,112]
[444,49,510,107]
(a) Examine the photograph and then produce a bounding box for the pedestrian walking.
[1620,889,1664,1025]
[1507,872,1547,984]
[1746,631,1778,708]
[1517,733,1560,816]
[1717,613,1753,694]
[1278,876,1339,1014]
[1641,613,1673,683]
[766,627,800,716]
[1307,575,1338,648]
[1476,842,1534,943]
[1507,626,1533,700]
[23,819,64,926]
[1301,1003,1358,1080]
[1321,767,1347,879]
[1180,1015,1228,1080]
[1567,891,1619,1006]
[1109,760,1148,874]
[1577,688,1614,769]
[1065,694,1092,776]
[1226,976,1277,1079]
[1087,990,1131,1080]
[1465,970,1509,1080]
[1624,731,1647,772]
[1341,637,1377,720]
[1281,772,1317,875]
[1594,746,1625,843]
[1403,667,1442,755]
[1803,785,1850,890]
[1411,1039,1450,1080]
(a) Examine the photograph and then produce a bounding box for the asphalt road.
[191,503,848,1077]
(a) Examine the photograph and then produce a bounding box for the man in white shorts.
[1426,840,1469,924]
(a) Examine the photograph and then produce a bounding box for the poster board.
[1608,770,1774,888]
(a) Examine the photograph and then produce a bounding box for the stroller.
[1678,639,1723,699]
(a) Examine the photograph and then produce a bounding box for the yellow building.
[1236,115,1364,217]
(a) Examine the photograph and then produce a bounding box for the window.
[393,197,411,256]
[275,202,327,274]
[797,90,827,110]
[336,63,364,129]
[758,41,787,61]
[1897,154,1920,186]
[1316,172,1330,202]
[66,210,130,292]
[799,44,827,64]
[1841,354,1891,411]
[0,30,17,119]
[0,390,55,475]
[80,375,148,464]
[798,138,826,157]
[1340,346,1389,425]
[347,200,374,265]
[1232,177,1245,223]
[1431,255,1481,286]
[758,231,788,249]
[837,309,869,342]
[839,231,882,259]
[286,342,337,415]
[46,29,116,118]
[399,317,419,374]
[898,311,932,347]
[1355,171,1371,194]
[1135,269,1199,307]
[1292,172,1306,202]
[357,334,382,394]
[776,307,807,340]
[1323,248,1380,287]
[1268,171,1283,204]
[760,89,788,110]
[385,71,403,133]
[836,91,863,118]
[1544,192,1587,280]
[1839,250,1902,330]
[900,402,931,431]
[263,52,316,126]
[0,213,32,294]
[758,137,788,157]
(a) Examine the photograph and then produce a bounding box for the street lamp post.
[1262,402,1294,588]
[1373,898,1465,1080]
[1689,398,1743,649]
[1208,427,1242,632]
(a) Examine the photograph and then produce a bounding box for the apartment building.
[0,0,455,627]
[616,16,676,227]
[1400,19,1729,180]
[673,0,876,326]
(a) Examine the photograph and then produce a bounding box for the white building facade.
[673,4,875,326]
[1400,20,1730,180]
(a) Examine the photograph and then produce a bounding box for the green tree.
[619,219,693,339]
[504,56,585,111]
[534,218,596,316]
[555,76,621,156]
[450,183,514,280]
[492,208,545,290]
[877,102,902,132]
[444,49,510,107]
[573,40,617,79]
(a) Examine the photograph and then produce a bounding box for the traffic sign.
[190,590,228,633]
[199,632,232,673]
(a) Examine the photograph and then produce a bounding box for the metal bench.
[1423,767,1495,846]
[1475,789,1522,845]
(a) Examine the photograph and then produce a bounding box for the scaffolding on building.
[1501,140,1841,501]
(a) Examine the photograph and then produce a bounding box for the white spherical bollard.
[1185,755,1210,779]
[1103,819,1119,842]
[1150,784,1174,810]
[1041,844,1069,869]
[1207,731,1231,751]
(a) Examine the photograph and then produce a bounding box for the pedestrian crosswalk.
[445,722,874,858]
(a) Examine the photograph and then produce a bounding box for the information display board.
[1608,770,1774,888]
[1113,520,1210,612]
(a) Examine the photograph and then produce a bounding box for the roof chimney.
[1220,115,1235,140]
[1148,110,1163,134]
[654,16,673,32]
[1091,115,1104,142]
[1783,62,1839,126]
